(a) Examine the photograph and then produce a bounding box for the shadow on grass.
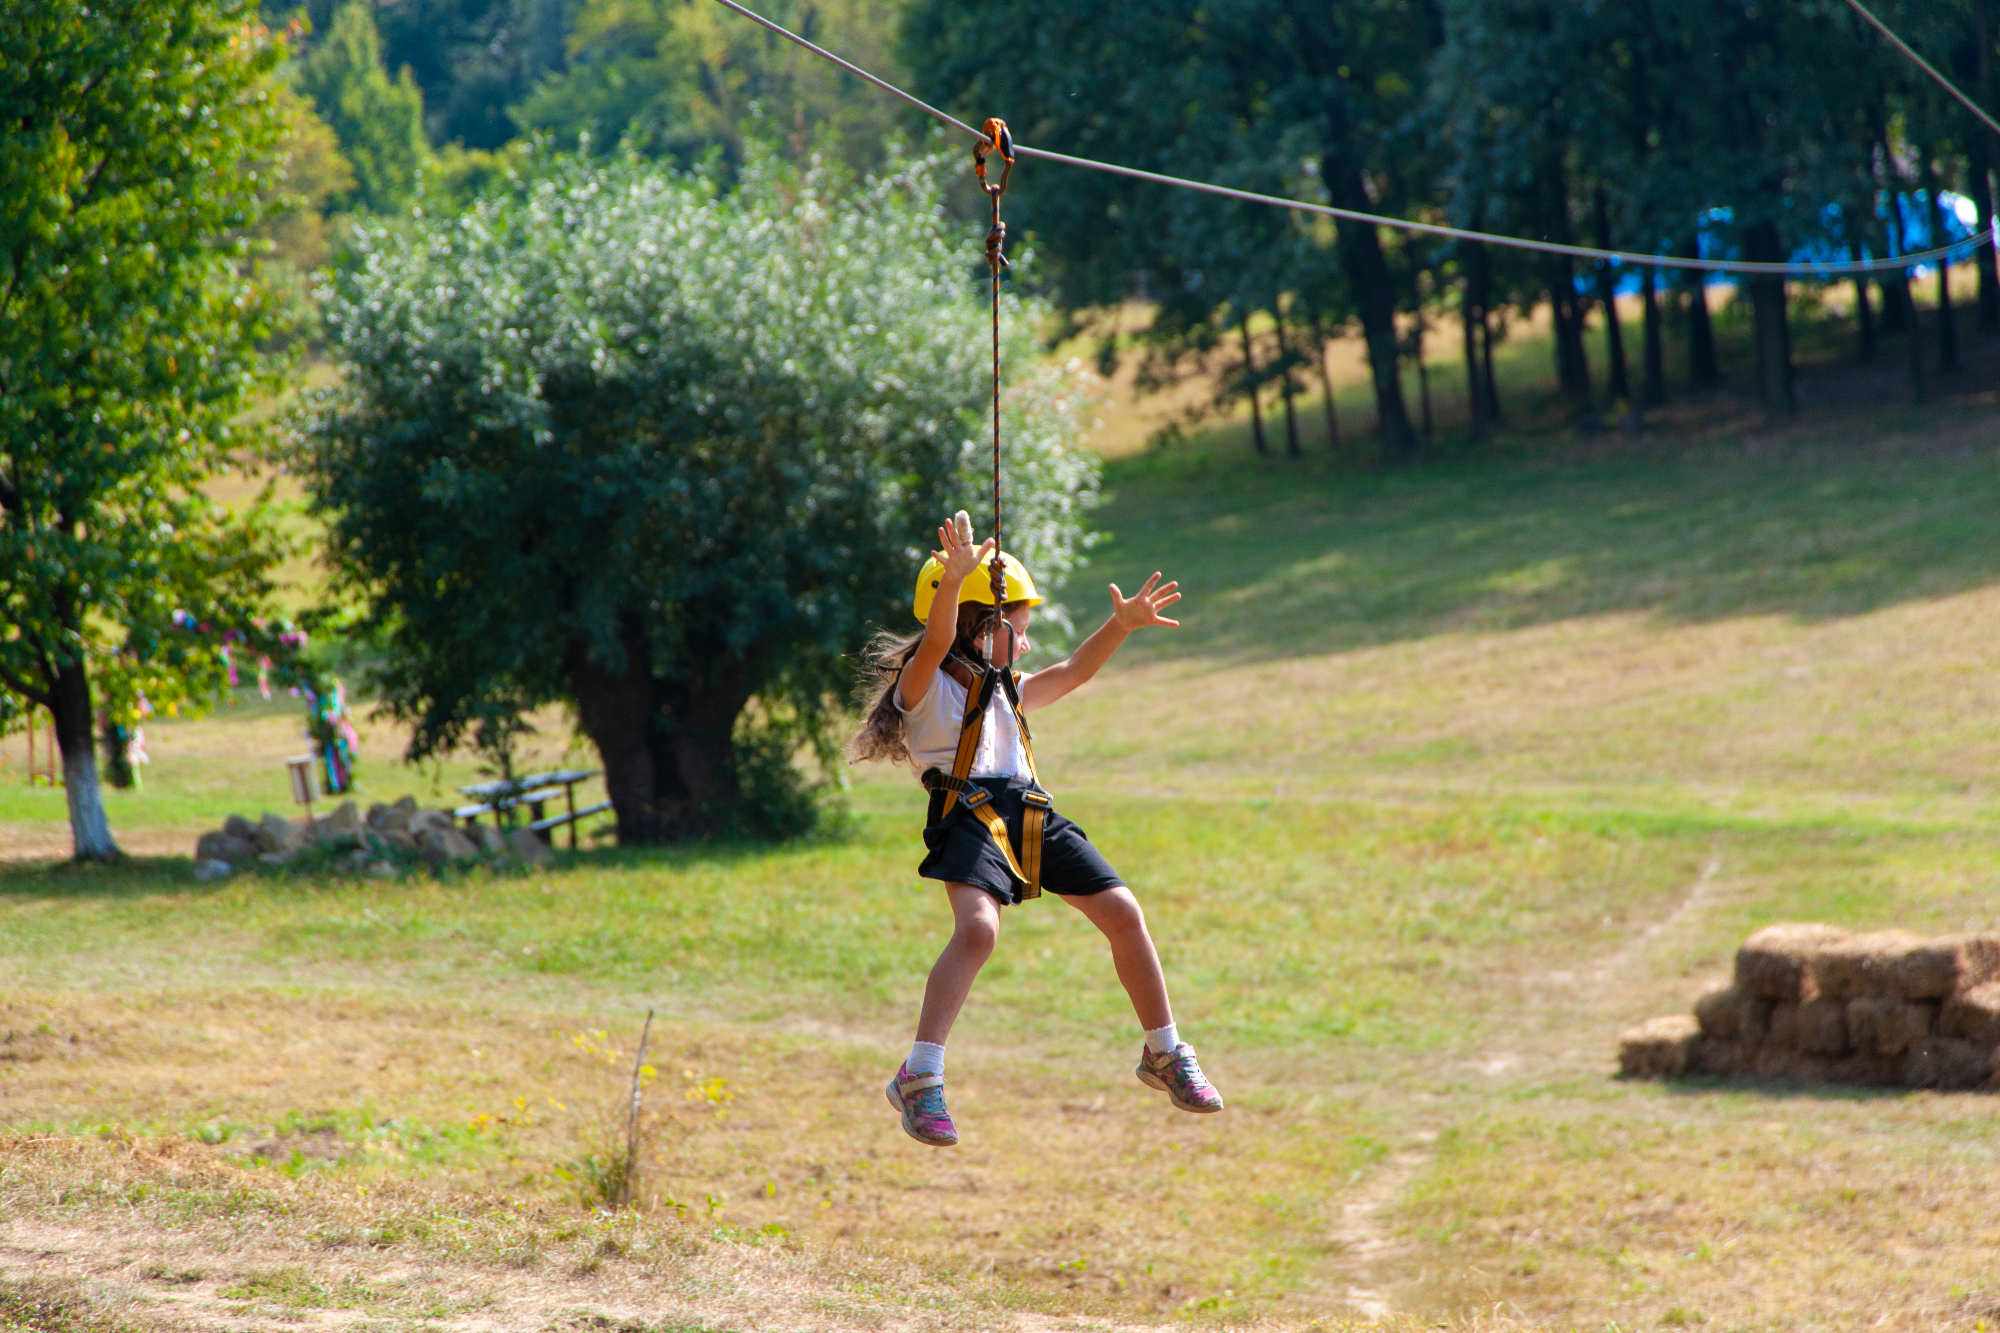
[1652,1072,1983,1102]
[0,823,863,902]
[1091,391,2000,664]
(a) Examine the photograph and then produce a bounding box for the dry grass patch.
[1394,1087,2000,1330]
[0,991,1394,1319]
[0,1134,1034,1332]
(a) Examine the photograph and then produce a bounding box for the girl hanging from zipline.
[850,512,1224,1147]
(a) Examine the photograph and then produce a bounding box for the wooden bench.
[452,786,564,823]
[529,800,614,843]
[456,768,607,849]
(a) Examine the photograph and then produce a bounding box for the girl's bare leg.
[1062,886,1173,1030]
[914,883,1003,1044]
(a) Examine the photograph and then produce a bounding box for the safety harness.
[910,120,1054,901]
[920,650,1050,901]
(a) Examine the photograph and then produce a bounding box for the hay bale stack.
[1768,999,1849,1056]
[1940,982,2000,1048]
[1618,1016,1700,1077]
[1622,922,2000,1092]
[1815,930,1929,1001]
[1735,923,1850,1001]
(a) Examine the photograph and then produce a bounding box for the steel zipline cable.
[1842,0,2000,139]
[706,0,1976,277]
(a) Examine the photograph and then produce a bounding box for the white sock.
[908,1040,946,1077]
[1144,1022,1180,1055]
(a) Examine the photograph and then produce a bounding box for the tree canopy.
[300,147,1098,841]
[908,0,2000,437]
[296,0,430,213]
[515,0,909,175]
[0,0,298,859]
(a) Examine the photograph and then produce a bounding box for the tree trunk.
[1597,263,1631,406]
[1884,184,1925,403]
[1272,313,1302,457]
[1878,270,1908,335]
[1238,318,1267,454]
[1874,131,1912,340]
[1311,313,1342,452]
[1550,262,1592,407]
[1481,303,1501,423]
[1922,151,1959,372]
[52,656,120,861]
[1593,191,1632,405]
[1851,243,1876,361]
[1416,348,1432,441]
[1970,153,2000,332]
[1462,267,1488,440]
[1324,153,1416,462]
[1682,235,1720,386]
[1975,1,2000,330]
[1935,251,1959,373]
[567,617,745,843]
[1905,269,1926,403]
[1742,220,1795,417]
[1639,265,1665,408]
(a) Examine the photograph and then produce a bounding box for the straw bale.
[1735,923,1849,1000]
[1826,1053,1902,1086]
[1753,1047,1833,1083]
[1695,1040,1758,1077]
[1767,999,1849,1055]
[1901,1037,1993,1092]
[1814,930,1927,1001]
[1844,997,1936,1058]
[1694,982,1772,1043]
[1939,981,2000,1049]
[1893,933,2000,1000]
[1618,1015,1701,1078]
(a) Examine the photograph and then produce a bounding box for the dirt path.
[1330,1135,1436,1321]
[1590,856,1724,984]
[0,1212,1164,1333]
[1328,855,1726,1322]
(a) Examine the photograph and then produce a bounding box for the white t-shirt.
[896,669,1028,779]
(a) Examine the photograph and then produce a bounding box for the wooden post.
[566,780,579,850]
[25,710,34,786]
[286,754,316,824]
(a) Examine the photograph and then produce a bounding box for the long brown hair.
[848,601,1025,765]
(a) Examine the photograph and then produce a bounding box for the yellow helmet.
[912,551,1042,624]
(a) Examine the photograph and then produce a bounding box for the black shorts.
[917,774,1124,907]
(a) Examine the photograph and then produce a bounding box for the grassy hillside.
[4,305,2000,1330]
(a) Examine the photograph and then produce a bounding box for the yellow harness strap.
[1019,791,1049,899]
[930,655,1050,900]
[937,655,998,820]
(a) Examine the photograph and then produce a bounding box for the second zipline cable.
[705,0,1975,278]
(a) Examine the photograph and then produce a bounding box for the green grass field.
[5,309,2000,1331]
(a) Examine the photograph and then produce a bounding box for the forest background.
[275,0,2000,451]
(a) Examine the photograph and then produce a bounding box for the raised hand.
[934,515,996,586]
[1108,572,1181,630]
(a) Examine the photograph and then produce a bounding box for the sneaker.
[885,1062,958,1147]
[1136,1042,1225,1113]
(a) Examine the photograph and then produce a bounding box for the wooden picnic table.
[454,767,609,849]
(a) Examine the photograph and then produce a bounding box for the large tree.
[0,0,296,859]
[302,148,1098,842]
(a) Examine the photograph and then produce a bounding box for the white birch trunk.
[63,742,122,862]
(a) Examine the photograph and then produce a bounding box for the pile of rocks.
[1620,923,2000,1091]
[191,796,553,882]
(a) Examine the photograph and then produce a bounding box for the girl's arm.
[1019,573,1180,712]
[895,522,995,711]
